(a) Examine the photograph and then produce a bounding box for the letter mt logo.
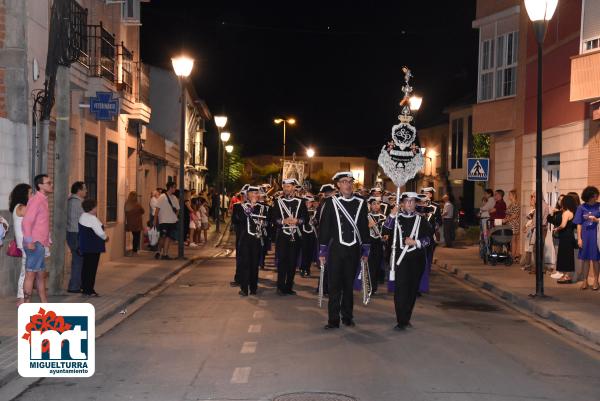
[18,303,95,377]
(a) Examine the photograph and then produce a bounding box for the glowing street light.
[274,117,297,166]
[214,115,228,128]
[525,0,559,297]
[409,95,423,112]
[171,55,194,78]
[225,144,234,153]
[306,147,315,158]
[220,131,231,143]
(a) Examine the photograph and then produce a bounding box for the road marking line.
[230,367,251,384]
[258,300,267,307]
[240,341,257,354]
[248,324,262,333]
[253,310,265,319]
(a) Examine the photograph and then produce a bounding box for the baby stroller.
[484,225,513,266]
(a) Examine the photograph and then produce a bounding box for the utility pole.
[49,65,70,294]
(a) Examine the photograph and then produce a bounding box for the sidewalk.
[434,245,600,347]
[0,222,230,389]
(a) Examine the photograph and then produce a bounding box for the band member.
[383,192,433,330]
[367,196,386,294]
[231,184,250,287]
[232,186,268,296]
[319,172,370,329]
[300,195,318,277]
[259,188,272,269]
[315,183,336,295]
[270,178,308,295]
[418,187,441,294]
[370,187,391,215]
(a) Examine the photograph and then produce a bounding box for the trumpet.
[359,259,372,306]
[318,261,325,308]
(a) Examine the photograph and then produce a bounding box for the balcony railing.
[88,23,116,81]
[70,0,89,67]
[117,43,134,94]
[135,62,150,105]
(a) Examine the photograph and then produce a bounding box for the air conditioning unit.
[121,0,141,25]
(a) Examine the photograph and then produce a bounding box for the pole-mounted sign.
[89,92,120,121]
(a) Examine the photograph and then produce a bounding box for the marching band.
[229,171,441,330]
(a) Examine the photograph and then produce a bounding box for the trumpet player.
[300,195,318,277]
[367,196,386,295]
[232,186,268,296]
[382,192,434,331]
[318,172,370,329]
[270,178,308,296]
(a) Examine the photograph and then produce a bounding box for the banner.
[282,160,305,184]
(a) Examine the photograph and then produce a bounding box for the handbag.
[6,240,22,257]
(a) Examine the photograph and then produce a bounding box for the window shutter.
[121,0,141,25]
[583,0,600,48]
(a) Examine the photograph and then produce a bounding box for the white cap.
[332,171,354,181]
[246,186,260,193]
[319,184,336,193]
[421,187,435,193]
[368,196,382,203]
[400,192,420,200]
[282,178,299,186]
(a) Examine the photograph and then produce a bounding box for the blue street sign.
[467,158,489,181]
[89,92,119,121]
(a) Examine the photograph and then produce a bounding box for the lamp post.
[214,115,228,232]
[525,0,558,297]
[171,54,194,259]
[225,144,233,189]
[274,117,296,170]
[220,130,231,226]
[306,147,315,183]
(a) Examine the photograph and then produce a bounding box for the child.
[78,199,108,297]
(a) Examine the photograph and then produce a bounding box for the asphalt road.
[14,245,600,401]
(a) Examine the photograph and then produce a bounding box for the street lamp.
[306,147,315,182]
[409,95,423,112]
[220,131,231,143]
[213,116,228,232]
[171,54,194,259]
[274,117,296,169]
[220,131,231,223]
[525,0,558,297]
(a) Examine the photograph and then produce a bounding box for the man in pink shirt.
[22,174,53,303]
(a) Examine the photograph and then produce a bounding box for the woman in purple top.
[573,186,600,290]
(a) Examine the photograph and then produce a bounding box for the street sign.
[89,92,120,121]
[467,158,489,181]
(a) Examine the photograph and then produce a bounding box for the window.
[84,135,98,201]
[467,116,474,158]
[106,141,118,222]
[339,162,350,171]
[451,118,464,169]
[584,37,600,52]
[477,25,519,101]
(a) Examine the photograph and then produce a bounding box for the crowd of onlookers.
[0,174,233,305]
[475,185,600,290]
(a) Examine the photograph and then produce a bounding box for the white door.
[543,155,560,209]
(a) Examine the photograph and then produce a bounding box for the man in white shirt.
[153,182,179,260]
[479,188,495,235]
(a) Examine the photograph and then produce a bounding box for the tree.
[224,148,245,191]
[472,133,490,158]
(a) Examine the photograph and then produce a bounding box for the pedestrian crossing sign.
[467,158,489,181]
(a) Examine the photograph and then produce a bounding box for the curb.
[436,263,600,347]
[1,231,224,399]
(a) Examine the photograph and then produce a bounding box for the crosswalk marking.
[248,324,262,333]
[240,341,257,354]
[230,366,251,383]
[253,310,265,319]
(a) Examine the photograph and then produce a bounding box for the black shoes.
[161,255,172,260]
[239,290,248,297]
[230,281,239,287]
[250,290,257,296]
[394,322,412,331]
[154,252,160,260]
[324,323,340,330]
[67,289,81,294]
[277,289,287,296]
[286,289,297,295]
[342,319,355,327]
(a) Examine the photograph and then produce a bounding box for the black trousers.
[131,231,141,252]
[300,233,317,274]
[327,243,360,325]
[276,235,300,291]
[233,227,241,284]
[82,252,101,295]
[394,251,426,325]
[443,219,454,247]
[238,236,261,293]
[368,239,383,293]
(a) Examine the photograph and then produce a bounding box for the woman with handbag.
[125,191,144,256]
[8,183,32,306]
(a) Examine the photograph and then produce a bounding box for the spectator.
[490,189,507,223]
[479,188,495,235]
[553,194,577,284]
[154,182,179,260]
[211,189,220,222]
[442,194,455,248]
[66,181,87,293]
[573,186,600,290]
[503,189,521,262]
[198,198,210,244]
[78,199,108,297]
[125,191,144,255]
[548,195,565,279]
[528,192,550,274]
[184,198,197,247]
[22,174,52,303]
[9,183,32,305]
[149,188,162,227]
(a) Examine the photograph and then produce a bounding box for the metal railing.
[70,1,89,67]
[87,23,116,82]
[118,43,133,94]
[135,62,150,104]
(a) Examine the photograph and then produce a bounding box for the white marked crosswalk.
[248,324,262,333]
[240,341,257,354]
[230,366,251,383]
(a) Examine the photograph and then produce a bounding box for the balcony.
[570,50,600,103]
[117,43,134,95]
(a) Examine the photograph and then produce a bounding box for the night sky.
[140,0,478,167]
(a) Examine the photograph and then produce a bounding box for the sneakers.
[550,271,563,279]
[189,242,199,247]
